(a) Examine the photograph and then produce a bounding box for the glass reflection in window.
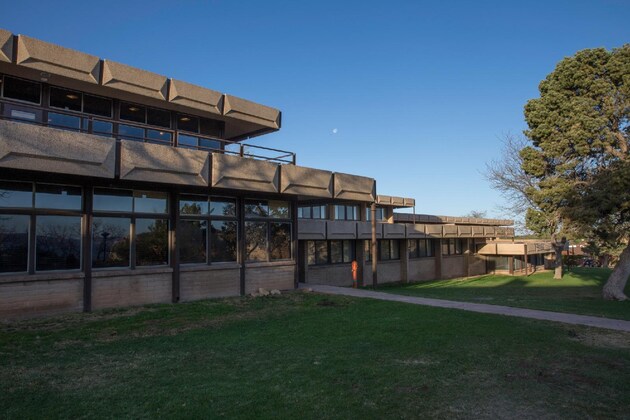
[134,191,167,214]
[179,195,208,215]
[245,221,267,262]
[2,76,41,104]
[210,199,236,217]
[135,218,168,266]
[0,181,32,208]
[93,188,133,212]
[35,184,82,210]
[211,221,237,262]
[179,220,207,264]
[36,215,81,271]
[270,222,291,260]
[92,217,130,268]
[0,214,29,272]
[49,87,81,111]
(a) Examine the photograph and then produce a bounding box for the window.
[92,188,169,268]
[2,76,41,104]
[442,238,467,255]
[0,214,29,273]
[49,87,81,111]
[298,205,327,219]
[307,240,355,265]
[334,204,359,221]
[408,239,435,258]
[245,199,292,262]
[365,239,400,261]
[178,195,237,264]
[177,114,199,133]
[92,217,131,268]
[49,87,112,118]
[366,207,385,221]
[0,181,83,273]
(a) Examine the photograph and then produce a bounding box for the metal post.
[371,202,378,288]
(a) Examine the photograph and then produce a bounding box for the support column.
[435,239,443,280]
[169,191,179,303]
[509,255,514,275]
[292,200,298,289]
[465,238,472,277]
[371,202,378,288]
[238,197,246,295]
[401,238,409,283]
[82,184,93,312]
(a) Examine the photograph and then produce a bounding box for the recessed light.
[128,107,140,112]
[180,117,191,122]
[66,94,79,100]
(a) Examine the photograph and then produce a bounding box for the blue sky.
[2,0,628,217]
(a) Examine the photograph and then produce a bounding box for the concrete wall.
[408,258,437,282]
[0,120,116,178]
[306,264,353,287]
[363,260,403,285]
[441,255,467,279]
[245,263,295,294]
[91,268,172,310]
[469,255,487,276]
[180,265,240,302]
[0,274,83,318]
[120,140,210,186]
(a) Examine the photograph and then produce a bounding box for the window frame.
[92,187,169,270]
[244,199,292,263]
[178,194,238,265]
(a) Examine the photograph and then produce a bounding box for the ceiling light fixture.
[66,94,79,100]
[128,107,140,112]
[180,117,191,122]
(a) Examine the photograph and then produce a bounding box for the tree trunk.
[602,244,630,301]
[602,255,610,269]
[552,245,564,279]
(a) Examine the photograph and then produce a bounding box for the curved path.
[300,284,630,332]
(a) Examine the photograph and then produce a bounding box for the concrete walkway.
[300,284,630,332]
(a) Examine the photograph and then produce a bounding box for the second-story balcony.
[0,98,296,165]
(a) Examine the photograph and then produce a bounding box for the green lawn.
[377,267,630,320]
[1,292,630,418]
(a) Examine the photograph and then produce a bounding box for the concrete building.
[0,30,552,317]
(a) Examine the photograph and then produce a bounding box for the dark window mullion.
[130,217,136,269]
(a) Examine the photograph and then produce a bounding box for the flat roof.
[0,29,280,141]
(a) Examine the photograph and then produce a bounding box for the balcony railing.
[0,99,296,165]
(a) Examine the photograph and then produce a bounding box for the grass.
[1,292,630,418]
[376,267,630,320]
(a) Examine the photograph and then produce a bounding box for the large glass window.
[0,215,29,273]
[0,181,33,208]
[35,184,82,210]
[49,87,112,118]
[245,221,267,262]
[334,204,359,221]
[177,114,199,133]
[92,188,169,269]
[0,181,82,273]
[366,207,385,221]
[92,217,131,268]
[211,221,237,262]
[366,240,400,261]
[409,239,435,259]
[135,219,168,266]
[307,240,355,265]
[49,87,81,112]
[298,205,327,219]
[2,76,41,104]
[442,238,466,256]
[48,113,81,130]
[36,215,81,271]
[245,199,292,262]
[179,219,207,264]
[178,195,237,264]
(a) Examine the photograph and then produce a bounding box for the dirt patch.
[568,328,630,349]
